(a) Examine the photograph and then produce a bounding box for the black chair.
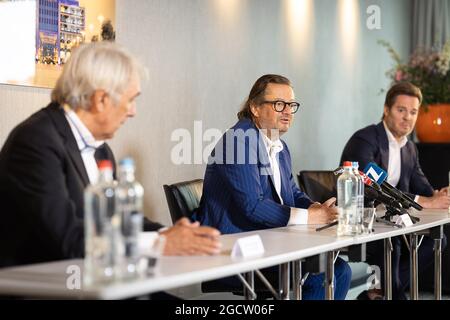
[163,179,249,296]
[163,179,203,223]
[162,179,276,298]
[297,170,338,203]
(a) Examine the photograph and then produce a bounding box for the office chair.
[163,179,279,298]
[163,179,203,223]
[297,170,338,203]
[163,179,250,296]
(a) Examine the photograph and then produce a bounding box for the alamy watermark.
[366,4,381,30]
[66,264,82,290]
[170,121,280,175]
[366,264,381,290]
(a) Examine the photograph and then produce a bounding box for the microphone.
[379,181,422,210]
[363,162,423,211]
[336,165,384,193]
[364,184,404,212]
[364,184,420,223]
[358,170,382,192]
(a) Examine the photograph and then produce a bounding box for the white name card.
[395,214,414,228]
[231,235,265,258]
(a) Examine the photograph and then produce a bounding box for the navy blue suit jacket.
[340,122,433,197]
[196,118,312,234]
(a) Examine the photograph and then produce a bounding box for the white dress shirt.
[383,121,420,201]
[64,106,105,185]
[64,106,163,249]
[383,121,407,188]
[261,133,308,225]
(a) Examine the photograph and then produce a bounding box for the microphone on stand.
[363,162,423,211]
[362,177,420,224]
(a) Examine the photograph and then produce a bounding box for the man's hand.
[438,187,449,195]
[308,197,338,224]
[417,190,450,209]
[174,217,200,228]
[160,218,222,256]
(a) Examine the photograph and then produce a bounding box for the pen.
[315,220,338,232]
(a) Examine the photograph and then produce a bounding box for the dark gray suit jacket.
[0,103,162,267]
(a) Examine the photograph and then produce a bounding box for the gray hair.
[51,41,144,110]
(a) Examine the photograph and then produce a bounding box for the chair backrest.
[163,179,203,223]
[297,170,338,203]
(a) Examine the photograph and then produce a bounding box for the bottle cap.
[119,157,135,168]
[342,161,352,167]
[97,160,113,170]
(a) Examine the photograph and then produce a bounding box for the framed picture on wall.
[0,0,116,88]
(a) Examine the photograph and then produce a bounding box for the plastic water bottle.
[84,160,123,285]
[116,157,144,278]
[352,162,364,234]
[337,161,359,236]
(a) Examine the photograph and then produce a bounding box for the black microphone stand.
[378,204,420,226]
[376,206,402,227]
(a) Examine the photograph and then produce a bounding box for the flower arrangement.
[379,39,450,107]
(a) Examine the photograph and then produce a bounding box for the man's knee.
[335,257,352,283]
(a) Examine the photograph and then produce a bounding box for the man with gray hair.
[0,41,221,268]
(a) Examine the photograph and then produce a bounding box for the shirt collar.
[63,105,104,152]
[260,130,284,155]
[383,121,407,148]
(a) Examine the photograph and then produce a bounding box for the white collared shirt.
[65,107,163,246]
[383,121,407,188]
[260,132,308,225]
[261,133,284,203]
[64,106,105,185]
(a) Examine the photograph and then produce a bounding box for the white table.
[0,228,354,299]
[0,209,448,300]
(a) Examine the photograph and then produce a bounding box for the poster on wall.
[0,0,116,88]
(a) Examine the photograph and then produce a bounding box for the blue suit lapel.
[250,123,291,205]
[255,133,282,204]
[377,122,390,171]
[278,150,294,206]
[257,134,271,173]
[399,143,412,190]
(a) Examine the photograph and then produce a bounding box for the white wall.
[0,0,411,226]
[0,85,50,144]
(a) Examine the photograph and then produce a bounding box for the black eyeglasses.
[262,100,300,114]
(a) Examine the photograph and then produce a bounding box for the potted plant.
[379,39,450,143]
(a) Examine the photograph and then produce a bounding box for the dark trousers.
[366,234,447,300]
[208,257,352,300]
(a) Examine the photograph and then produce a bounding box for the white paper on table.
[395,214,414,228]
[231,234,265,258]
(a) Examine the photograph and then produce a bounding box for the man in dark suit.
[341,82,449,299]
[0,42,221,269]
[196,74,352,299]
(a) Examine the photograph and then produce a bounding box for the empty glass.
[362,207,376,234]
[138,235,166,276]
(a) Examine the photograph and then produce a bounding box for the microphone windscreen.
[363,162,388,184]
